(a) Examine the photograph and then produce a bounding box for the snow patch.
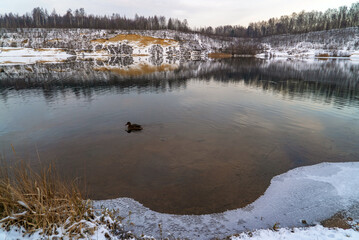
[230,225,359,240]
[95,162,359,239]
[0,47,71,65]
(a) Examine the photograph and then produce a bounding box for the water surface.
[1,58,359,214]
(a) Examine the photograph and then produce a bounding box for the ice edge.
[94,162,359,239]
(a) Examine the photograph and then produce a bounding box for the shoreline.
[1,161,358,239]
[93,162,359,239]
[1,47,359,66]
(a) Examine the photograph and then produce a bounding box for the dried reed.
[0,160,96,236]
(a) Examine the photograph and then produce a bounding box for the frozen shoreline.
[1,47,359,66]
[0,47,72,65]
[94,162,359,239]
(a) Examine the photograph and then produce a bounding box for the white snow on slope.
[0,225,121,240]
[95,162,359,239]
[258,27,359,59]
[0,210,135,240]
[1,224,358,240]
[230,225,359,240]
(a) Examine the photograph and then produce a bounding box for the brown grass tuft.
[0,48,23,52]
[0,161,95,236]
[316,53,330,58]
[208,52,233,59]
[0,61,24,64]
[321,213,352,230]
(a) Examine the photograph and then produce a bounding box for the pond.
[1,57,359,214]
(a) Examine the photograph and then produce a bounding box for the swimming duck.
[126,122,143,131]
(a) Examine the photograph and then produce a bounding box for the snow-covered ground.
[0,223,124,240]
[0,47,72,65]
[1,224,358,240]
[256,44,359,60]
[95,162,359,239]
[258,27,359,59]
[230,225,359,240]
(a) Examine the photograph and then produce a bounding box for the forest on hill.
[0,2,359,38]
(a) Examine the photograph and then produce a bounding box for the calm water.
[1,58,359,214]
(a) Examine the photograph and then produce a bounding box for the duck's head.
[125,122,131,126]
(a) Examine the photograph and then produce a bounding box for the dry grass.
[91,34,178,47]
[316,53,330,58]
[0,160,98,237]
[208,52,233,59]
[0,61,24,64]
[321,213,352,229]
[0,48,23,52]
[95,63,178,76]
[36,60,53,63]
[33,48,65,52]
[46,38,63,42]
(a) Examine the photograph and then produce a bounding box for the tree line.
[1,2,359,38]
[0,8,190,32]
[203,2,359,37]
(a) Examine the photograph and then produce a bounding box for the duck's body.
[126,122,143,131]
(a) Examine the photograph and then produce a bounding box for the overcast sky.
[1,0,358,27]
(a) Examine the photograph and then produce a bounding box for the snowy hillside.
[259,27,359,58]
[1,27,359,60]
[0,28,232,59]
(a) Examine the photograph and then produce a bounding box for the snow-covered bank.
[0,47,72,65]
[0,219,126,240]
[95,162,359,239]
[230,225,359,240]
[1,224,359,240]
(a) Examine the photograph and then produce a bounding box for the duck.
[126,122,143,131]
